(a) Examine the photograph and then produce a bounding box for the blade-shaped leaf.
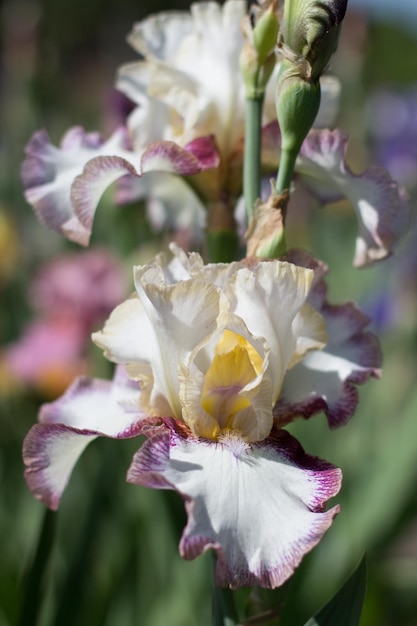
[303,556,367,626]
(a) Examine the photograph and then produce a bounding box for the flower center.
[200,330,263,431]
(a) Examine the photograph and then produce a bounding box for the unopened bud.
[280,0,348,81]
[240,1,280,98]
[253,5,280,66]
[275,59,321,155]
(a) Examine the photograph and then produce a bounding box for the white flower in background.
[22,0,402,265]
[21,0,408,266]
[23,246,381,588]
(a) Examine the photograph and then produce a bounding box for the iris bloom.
[23,246,380,588]
[21,0,408,265]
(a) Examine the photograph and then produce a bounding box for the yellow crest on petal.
[200,331,263,433]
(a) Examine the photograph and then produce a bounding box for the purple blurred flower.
[366,89,417,191]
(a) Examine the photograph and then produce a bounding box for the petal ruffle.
[127,419,341,589]
[275,250,382,427]
[21,126,133,245]
[23,369,143,509]
[93,269,223,419]
[94,248,326,416]
[225,261,323,400]
[117,0,249,155]
[298,129,410,267]
[22,125,218,245]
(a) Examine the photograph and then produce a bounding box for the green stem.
[244,95,264,224]
[206,230,240,263]
[275,147,298,195]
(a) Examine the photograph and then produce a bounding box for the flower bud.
[274,0,347,191]
[280,0,348,82]
[253,4,280,66]
[240,2,280,98]
[275,59,321,156]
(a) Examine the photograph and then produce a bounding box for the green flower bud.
[274,58,321,191]
[276,59,321,155]
[280,0,348,81]
[240,1,280,98]
[253,5,280,66]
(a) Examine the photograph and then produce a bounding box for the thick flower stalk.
[23,246,381,588]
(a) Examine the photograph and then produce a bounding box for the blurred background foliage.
[1,0,417,624]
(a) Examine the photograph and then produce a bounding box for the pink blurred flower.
[31,248,128,331]
[4,248,127,397]
[5,319,85,397]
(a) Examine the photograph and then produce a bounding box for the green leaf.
[212,583,239,626]
[211,555,240,626]
[303,556,367,626]
[17,508,57,626]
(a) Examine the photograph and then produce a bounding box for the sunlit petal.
[128,420,341,589]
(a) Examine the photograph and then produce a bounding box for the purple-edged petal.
[140,136,219,175]
[21,126,133,245]
[298,129,410,267]
[128,419,341,589]
[71,137,219,237]
[23,370,143,509]
[275,250,382,428]
[22,123,219,245]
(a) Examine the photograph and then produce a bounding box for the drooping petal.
[127,419,341,589]
[141,136,219,174]
[22,124,219,245]
[275,249,382,427]
[298,129,410,267]
[21,126,133,245]
[23,369,143,510]
[72,136,219,237]
[275,303,381,428]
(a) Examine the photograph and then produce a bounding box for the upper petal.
[275,249,382,427]
[127,11,193,60]
[225,261,321,400]
[179,312,273,442]
[93,264,223,419]
[118,0,248,157]
[127,419,341,589]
